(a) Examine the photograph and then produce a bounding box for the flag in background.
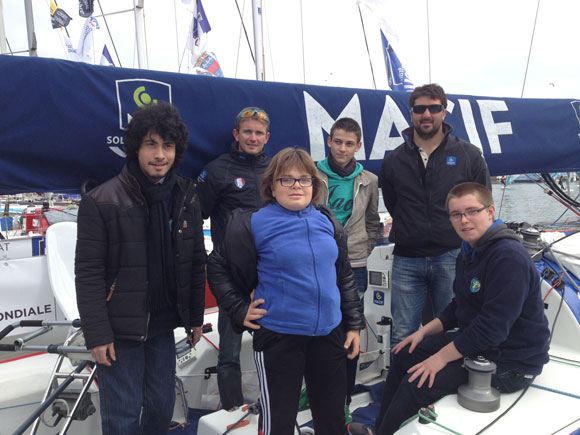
[50,1,72,29]
[79,0,94,18]
[100,45,115,66]
[381,30,414,92]
[356,0,414,92]
[185,0,223,77]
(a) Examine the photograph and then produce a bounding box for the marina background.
[491,180,579,226]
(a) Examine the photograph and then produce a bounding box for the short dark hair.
[124,102,189,166]
[409,83,447,109]
[261,147,323,205]
[446,182,494,212]
[330,117,362,143]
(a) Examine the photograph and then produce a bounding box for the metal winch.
[457,356,500,412]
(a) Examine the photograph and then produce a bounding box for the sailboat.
[2,1,580,434]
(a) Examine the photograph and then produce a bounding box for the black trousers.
[253,325,347,435]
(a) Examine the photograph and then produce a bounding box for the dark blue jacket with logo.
[438,221,550,375]
[380,123,490,257]
[196,141,271,246]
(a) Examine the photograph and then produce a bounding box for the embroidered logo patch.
[197,170,208,183]
[470,278,482,293]
[234,177,246,189]
[373,290,385,306]
[446,156,457,166]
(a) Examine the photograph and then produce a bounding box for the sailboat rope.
[520,0,541,98]
[357,4,376,90]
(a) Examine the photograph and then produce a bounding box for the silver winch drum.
[457,356,501,412]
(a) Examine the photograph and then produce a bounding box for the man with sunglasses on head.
[379,84,490,349]
[196,106,271,411]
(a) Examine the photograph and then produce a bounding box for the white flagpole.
[24,0,37,56]
[252,0,264,81]
[0,0,7,54]
[134,0,147,68]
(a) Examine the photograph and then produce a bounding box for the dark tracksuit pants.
[253,325,347,435]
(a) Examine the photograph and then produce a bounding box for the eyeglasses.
[411,104,445,114]
[236,108,270,125]
[449,206,489,222]
[276,177,314,187]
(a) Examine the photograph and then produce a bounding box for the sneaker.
[346,422,375,435]
[345,404,352,424]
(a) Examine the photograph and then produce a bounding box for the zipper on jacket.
[305,218,323,335]
[106,278,117,302]
[344,179,363,228]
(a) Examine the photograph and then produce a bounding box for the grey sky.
[2,0,578,99]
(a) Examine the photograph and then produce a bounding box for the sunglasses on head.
[236,109,270,125]
[411,104,445,114]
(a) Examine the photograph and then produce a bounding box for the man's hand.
[188,326,203,347]
[392,329,425,355]
[344,330,360,359]
[243,298,267,330]
[90,342,116,366]
[406,342,462,388]
[407,352,448,388]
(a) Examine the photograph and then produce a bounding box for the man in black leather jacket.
[75,102,206,434]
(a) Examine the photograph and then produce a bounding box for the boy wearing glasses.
[374,182,549,435]
[379,84,490,348]
[316,117,380,422]
[196,106,271,411]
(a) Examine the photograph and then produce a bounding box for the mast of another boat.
[134,0,147,69]
[23,0,37,56]
[0,0,7,54]
[251,0,265,81]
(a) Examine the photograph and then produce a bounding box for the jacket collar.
[402,122,453,151]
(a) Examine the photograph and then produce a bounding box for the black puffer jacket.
[75,165,206,349]
[207,204,365,334]
[196,142,271,246]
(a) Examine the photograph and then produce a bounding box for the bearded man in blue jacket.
[374,182,550,435]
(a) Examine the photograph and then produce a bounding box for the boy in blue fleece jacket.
[374,182,550,435]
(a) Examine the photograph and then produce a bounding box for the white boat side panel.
[0,255,56,335]
[46,222,79,320]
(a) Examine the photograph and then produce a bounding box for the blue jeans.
[97,331,176,435]
[352,266,368,298]
[375,332,533,435]
[390,249,459,346]
[217,309,244,410]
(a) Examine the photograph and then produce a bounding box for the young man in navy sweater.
[374,182,550,435]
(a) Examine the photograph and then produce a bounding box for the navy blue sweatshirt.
[438,221,550,375]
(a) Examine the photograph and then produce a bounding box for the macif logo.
[110,79,172,156]
[571,101,580,139]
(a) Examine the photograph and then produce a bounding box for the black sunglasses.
[411,104,445,114]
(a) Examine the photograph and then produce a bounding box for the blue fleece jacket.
[438,221,550,375]
[251,203,342,335]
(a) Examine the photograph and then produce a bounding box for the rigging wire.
[96,0,123,67]
[426,0,431,83]
[172,0,181,72]
[357,3,376,90]
[263,2,275,81]
[234,0,247,77]
[234,0,256,64]
[520,0,541,98]
[299,0,306,84]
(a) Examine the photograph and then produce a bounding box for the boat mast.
[252,0,265,81]
[24,0,37,56]
[134,0,147,68]
[0,0,7,54]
